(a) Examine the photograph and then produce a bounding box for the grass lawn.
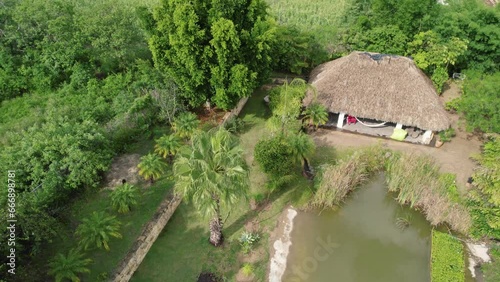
[131,89,315,281]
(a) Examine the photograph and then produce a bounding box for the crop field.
[266,0,354,46]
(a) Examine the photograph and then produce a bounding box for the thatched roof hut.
[303,52,450,131]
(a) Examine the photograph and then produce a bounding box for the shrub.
[75,212,122,251]
[239,232,260,254]
[431,230,465,282]
[224,117,245,134]
[254,136,295,177]
[48,249,92,282]
[110,184,139,214]
[438,128,456,142]
[241,263,254,277]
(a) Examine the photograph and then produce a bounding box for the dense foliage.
[431,230,465,282]
[452,71,500,133]
[469,136,500,239]
[254,136,296,177]
[147,0,275,109]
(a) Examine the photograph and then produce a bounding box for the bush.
[110,184,139,214]
[457,71,500,133]
[438,128,456,142]
[431,230,465,282]
[254,136,295,177]
[239,232,260,254]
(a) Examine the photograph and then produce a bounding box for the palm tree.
[172,112,200,139]
[154,134,182,162]
[48,249,92,282]
[173,128,249,246]
[110,183,139,213]
[289,132,316,177]
[75,211,122,251]
[303,102,328,129]
[137,153,168,183]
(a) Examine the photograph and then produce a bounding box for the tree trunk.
[302,158,313,180]
[209,197,224,247]
[150,177,154,184]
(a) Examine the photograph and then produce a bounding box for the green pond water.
[283,174,432,282]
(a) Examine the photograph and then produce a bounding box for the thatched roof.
[303,52,450,131]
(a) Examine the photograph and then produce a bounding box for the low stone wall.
[111,194,181,282]
[221,97,249,125]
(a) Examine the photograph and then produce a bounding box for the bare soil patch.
[104,154,142,189]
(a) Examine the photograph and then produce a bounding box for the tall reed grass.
[309,146,388,210]
[386,153,471,234]
[308,147,471,234]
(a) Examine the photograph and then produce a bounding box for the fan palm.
[289,132,316,177]
[137,153,168,183]
[303,102,328,129]
[75,211,122,251]
[48,249,92,282]
[155,134,182,162]
[173,128,249,246]
[172,112,200,139]
[110,183,139,213]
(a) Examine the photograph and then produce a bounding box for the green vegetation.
[309,146,387,209]
[430,230,465,282]
[75,211,123,251]
[254,136,296,177]
[172,112,200,139]
[239,232,261,254]
[483,246,500,282]
[303,102,329,129]
[438,128,456,143]
[137,153,168,183]
[154,134,183,160]
[146,0,274,109]
[387,153,471,234]
[173,128,249,246]
[48,249,92,282]
[451,71,500,133]
[468,136,500,239]
[110,184,140,214]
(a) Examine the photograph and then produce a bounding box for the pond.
[282,174,432,282]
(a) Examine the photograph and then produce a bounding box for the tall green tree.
[147,0,275,109]
[137,153,168,183]
[75,211,122,251]
[173,128,249,246]
[267,78,309,135]
[48,249,92,282]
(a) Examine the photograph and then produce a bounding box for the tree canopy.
[147,0,275,109]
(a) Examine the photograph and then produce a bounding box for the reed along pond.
[282,174,432,282]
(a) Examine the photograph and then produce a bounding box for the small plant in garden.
[239,232,260,254]
[110,183,139,213]
[48,249,92,282]
[75,211,122,251]
[438,128,456,142]
[154,134,182,162]
[137,153,168,183]
[224,117,245,134]
[172,112,200,139]
[241,263,254,277]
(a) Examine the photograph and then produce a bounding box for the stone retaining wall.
[111,194,181,282]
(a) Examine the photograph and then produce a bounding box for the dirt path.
[312,82,483,191]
